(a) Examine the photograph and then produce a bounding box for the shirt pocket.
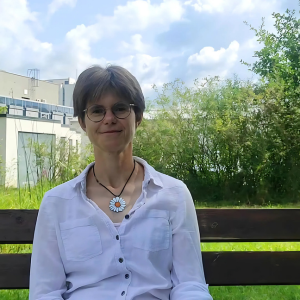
[60,217,103,261]
[132,209,170,252]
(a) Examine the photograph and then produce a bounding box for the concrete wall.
[64,84,75,107]
[46,78,76,85]
[70,119,90,151]
[3,115,81,187]
[0,71,60,105]
[46,78,75,107]
[0,117,6,185]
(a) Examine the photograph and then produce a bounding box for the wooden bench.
[0,209,300,289]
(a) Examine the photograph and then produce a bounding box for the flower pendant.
[109,197,126,213]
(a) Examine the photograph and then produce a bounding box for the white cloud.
[0,0,52,71]
[48,0,77,15]
[188,41,239,65]
[0,0,181,86]
[115,54,169,94]
[57,0,183,79]
[241,36,259,50]
[107,0,184,31]
[52,0,184,76]
[187,41,240,77]
[184,0,278,14]
[66,0,185,44]
[120,34,149,53]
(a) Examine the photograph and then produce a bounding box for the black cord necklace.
[92,160,136,213]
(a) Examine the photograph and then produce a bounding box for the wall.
[3,115,81,187]
[0,71,60,105]
[70,119,90,151]
[64,84,75,107]
[0,117,6,185]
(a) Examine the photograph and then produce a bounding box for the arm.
[170,184,213,300]
[29,194,67,300]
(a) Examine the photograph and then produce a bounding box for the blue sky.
[0,0,298,99]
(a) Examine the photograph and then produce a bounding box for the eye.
[90,106,105,114]
[114,103,129,112]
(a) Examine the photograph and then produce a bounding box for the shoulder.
[42,163,91,201]
[42,176,80,205]
[139,156,189,193]
[154,170,187,191]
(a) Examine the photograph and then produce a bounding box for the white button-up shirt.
[29,156,213,300]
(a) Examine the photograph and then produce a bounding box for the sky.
[0,0,298,100]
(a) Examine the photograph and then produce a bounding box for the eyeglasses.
[83,102,135,123]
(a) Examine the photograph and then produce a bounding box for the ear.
[78,117,86,132]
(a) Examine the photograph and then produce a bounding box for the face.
[79,92,142,155]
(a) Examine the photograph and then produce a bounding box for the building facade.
[0,71,83,188]
[46,78,76,107]
[0,70,60,105]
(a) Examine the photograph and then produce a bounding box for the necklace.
[92,160,136,213]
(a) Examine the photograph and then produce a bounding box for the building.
[0,70,60,105]
[0,70,83,188]
[46,77,76,107]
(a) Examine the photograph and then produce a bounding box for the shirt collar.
[69,156,163,189]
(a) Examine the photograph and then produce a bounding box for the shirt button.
[121,291,125,296]
[116,235,119,240]
[125,214,129,219]
[119,258,123,263]
[125,274,129,279]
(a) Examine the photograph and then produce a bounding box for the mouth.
[102,130,122,134]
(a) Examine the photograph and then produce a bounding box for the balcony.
[0,96,74,125]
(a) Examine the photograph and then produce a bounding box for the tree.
[241,4,300,200]
[242,5,300,99]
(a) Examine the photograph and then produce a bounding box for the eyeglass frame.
[83,102,136,123]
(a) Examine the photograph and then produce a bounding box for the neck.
[92,149,136,189]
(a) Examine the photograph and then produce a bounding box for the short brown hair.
[73,65,145,122]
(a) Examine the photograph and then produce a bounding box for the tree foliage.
[242,6,300,97]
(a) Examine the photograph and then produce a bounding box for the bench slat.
[198,209,300,242]
[203,251,300,286]
[1,252,300,289]
[1,209,300,243]
[0,210,37,244]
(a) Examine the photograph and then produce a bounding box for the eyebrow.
[90,102,128,107]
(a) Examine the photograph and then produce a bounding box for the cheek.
[85,123,99,139]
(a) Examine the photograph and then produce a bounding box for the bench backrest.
[0,209,300,289]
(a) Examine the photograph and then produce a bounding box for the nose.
[102,108,116,124]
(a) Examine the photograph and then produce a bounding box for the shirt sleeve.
[170,184,213,300]
[29,194,67,300]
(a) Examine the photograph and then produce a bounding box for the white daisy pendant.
[109,197,126,213]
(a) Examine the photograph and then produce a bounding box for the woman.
[29,65,213,300]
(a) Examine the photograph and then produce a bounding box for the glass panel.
[25,101,33,109]
[8,98,15,106]
[41,104,48,113]
[15,99,22,107]
[0,97,5,104]
[31,101,39,110]
[17,132,56,188]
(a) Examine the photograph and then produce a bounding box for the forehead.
[88,91,130,107]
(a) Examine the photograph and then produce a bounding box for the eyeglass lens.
[87,102,131,122]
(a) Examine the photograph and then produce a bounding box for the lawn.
[0,186,300,299]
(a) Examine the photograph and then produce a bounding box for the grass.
[0,186,300,299]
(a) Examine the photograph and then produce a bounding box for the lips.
[102,130,122,134]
